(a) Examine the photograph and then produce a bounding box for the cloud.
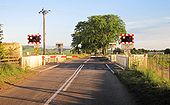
[164,17,170,20]
[135,40,170,50]
[126,17,170,32]
[125,17,170,49]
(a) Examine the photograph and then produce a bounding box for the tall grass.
[118,54,170,105]
[118,69,170,105]
[0,63,31,88]
[148,54,170,68]
[131,54,170,88]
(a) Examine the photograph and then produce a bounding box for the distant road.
[0,57,136,105]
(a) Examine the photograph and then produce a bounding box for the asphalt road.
[0,57,136,105]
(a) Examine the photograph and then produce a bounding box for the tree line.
[113,48,170,54]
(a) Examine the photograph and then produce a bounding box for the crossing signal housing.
[28,34,41,44]
[120,34,134,44]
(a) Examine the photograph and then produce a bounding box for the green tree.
[164,48,170,54]
[71,14,126,55]
[131,48,148,54]
[131,48,138,54]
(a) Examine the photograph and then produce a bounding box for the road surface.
[0,57,136,105]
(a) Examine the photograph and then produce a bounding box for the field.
[22,45,71,56]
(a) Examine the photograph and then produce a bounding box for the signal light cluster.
[119,34,134,44]
[28,34,41,44]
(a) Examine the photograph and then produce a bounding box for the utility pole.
[39,8,50,55]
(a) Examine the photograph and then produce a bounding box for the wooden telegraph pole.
[39,8,50,55]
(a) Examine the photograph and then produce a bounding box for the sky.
[0,0,170,50]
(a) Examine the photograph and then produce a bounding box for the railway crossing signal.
[28,34,41,55]
[120,34,135,56]
[120,34,134,44]
[28,34,41,44]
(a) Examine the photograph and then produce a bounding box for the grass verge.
[0,64,36,90]
[117,69,170,105]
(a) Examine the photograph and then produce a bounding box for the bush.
[164,48,170,54]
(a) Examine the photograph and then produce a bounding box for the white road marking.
[44,64,83,105]
[44,58,90,105]
[114,63,125,70]
[84,58,90,63]
[63,58,90,91]
[63,64,84,91]
[105,64,115,74]
[39,65,59,73]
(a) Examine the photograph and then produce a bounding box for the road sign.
[34,43,40,48]
[109,43,116,53]
[109,43,116,49]
[56,43,63,54]
[121,44,134,50]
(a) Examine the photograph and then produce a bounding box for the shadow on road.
[50,57,137,105]
[0,95,44,104]
[0,57,137,105]
[4,81,57,93]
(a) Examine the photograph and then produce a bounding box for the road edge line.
[114,63,125,70]
[39,65,59,73]
[105,64,115,74]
